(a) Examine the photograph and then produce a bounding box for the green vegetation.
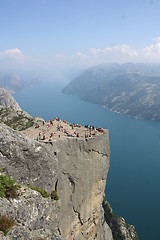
[5,115,34,131]
[25,119,34,129]
[0,167,3,172]
[0,174,20,199]
[0,107,34,130]
[51,190,59,200]
[28,185,50,198]
[0,215,15,235]
[0,170,59,200]
[0,108,10,116]
[28,186,59,200]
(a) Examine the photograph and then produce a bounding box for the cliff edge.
[0,121,112,239]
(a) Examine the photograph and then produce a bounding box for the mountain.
[0,86,21,111]
[0,86,43,130]
[62,63,160,121]
[0,72,41,93]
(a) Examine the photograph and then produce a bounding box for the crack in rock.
[73,206,83,226]
[89,149,108,157]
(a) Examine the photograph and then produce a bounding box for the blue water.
[14,81,160,240]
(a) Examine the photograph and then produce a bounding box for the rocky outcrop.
[0,86,21,111]
[0,122,112,240]
[0,106,35,130]
[0,187,63,240]
[0,86,44,131]
[0,104,45,131]
[103,200,138,240]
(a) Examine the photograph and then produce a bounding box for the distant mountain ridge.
[0,72,41,94]
[62,63,160,121]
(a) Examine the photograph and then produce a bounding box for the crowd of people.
[25,117,105,143]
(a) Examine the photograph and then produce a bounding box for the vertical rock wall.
[54,131,112,239]
[0,123,112,239]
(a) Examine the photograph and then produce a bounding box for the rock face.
[0,86,21,111]
[0,86,44,131]
[0,106,36,131]
[103,200,138,240]
[0,122,112,240]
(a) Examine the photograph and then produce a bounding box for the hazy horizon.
[1,0,160,79]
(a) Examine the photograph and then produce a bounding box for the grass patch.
[0,107,34,130]
[0,174,20,199]
[0,215,15,235]
[25,120,34,129]
[28,186,59,200]
[0,167,3,172]
[4,116,34,131]
[0,108,10,117]
[51,190,59,200]
[28,185,49,198]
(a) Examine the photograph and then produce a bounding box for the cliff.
[0,122,112,239]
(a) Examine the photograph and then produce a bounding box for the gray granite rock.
[0,86,44,131]
[0,122,112,240]
[0,86,21,111]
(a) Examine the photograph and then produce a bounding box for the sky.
[0,0,160,76]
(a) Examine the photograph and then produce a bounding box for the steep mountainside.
[62,63,160,121]
[0,86,43,130]
[0,86,21,111]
